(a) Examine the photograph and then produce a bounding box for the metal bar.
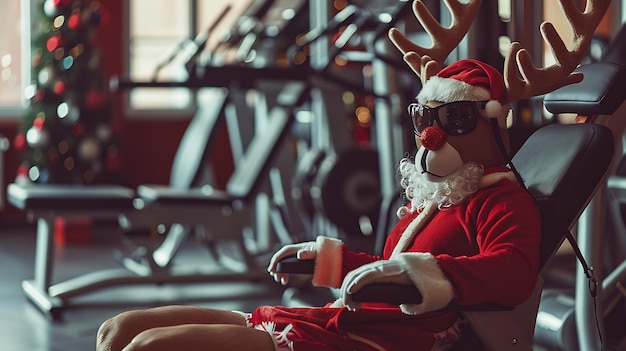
[111,65,310,91]
[575,192,605,351]
[33,216,54,292]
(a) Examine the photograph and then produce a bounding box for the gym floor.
[0,222,287,351]
[2,221,624,351]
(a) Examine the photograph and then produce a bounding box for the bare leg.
[96,306,250,351]
[122,324,276,351]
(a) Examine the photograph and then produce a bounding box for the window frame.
[0,0,33,119]
[121,0,199,119]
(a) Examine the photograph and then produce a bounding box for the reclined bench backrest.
[225,82,306,200]
[225,106,293,199]
[168,82,305,200]
[512,123,614,268]
[169,89,228,189]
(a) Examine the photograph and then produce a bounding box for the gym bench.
[7,82,306,318]
[7,184,135,317]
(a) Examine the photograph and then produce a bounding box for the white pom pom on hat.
[484,100,502,119]
[416,59,507,120]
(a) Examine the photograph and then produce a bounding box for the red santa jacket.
[312,167,541,314]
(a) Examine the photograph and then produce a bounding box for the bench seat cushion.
[7,183,136,211]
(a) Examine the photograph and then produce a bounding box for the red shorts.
[242,304,463,351]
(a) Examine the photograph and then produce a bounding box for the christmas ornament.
[68,12,82,29]
[78,136,101,161]
[26,126,49,147]
[28,165,41,182]
[96,124,111,141]
[61,55,74,70]
[43,0,59,17]
[46,34,62,52]
[24,84,36,100]
[53,80,65,95]
[17,164,28,177]
[33,115,45,130]
[37,68,51,85]
[57,101,80,123]
[53,15,65,30]
[14,134,26,150]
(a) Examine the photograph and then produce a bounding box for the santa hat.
[416,59,507,122]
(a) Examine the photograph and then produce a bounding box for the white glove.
[267,241,317,285]
[340,259,412,311]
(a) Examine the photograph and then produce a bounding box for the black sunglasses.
[407,100,487,136]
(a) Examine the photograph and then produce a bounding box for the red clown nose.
[420,126,447,150]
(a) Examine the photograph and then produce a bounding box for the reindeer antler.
[388,0,483,84]
[505,0,611,102]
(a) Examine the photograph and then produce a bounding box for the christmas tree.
[16,0,121,184]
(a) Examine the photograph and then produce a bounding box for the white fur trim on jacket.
[478,170,518,189]
[391,201,438,257]
[394,252,454,315]
[417,76,490,104]
[312,236,343,288]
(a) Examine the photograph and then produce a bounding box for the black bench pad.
[7,183,136,211]
[544,62,625,115]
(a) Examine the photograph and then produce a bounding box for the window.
[127,0,254,112]
[128,0,191,110]
[0,0,29,114]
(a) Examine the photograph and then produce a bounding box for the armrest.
[275,256,315,274]
[275,257,517,309]
[275,257,423,304]
[352,283,423,304]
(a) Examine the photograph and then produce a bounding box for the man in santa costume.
[96,55,541,351]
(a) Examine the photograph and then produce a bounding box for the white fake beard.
[397,158,484,218]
